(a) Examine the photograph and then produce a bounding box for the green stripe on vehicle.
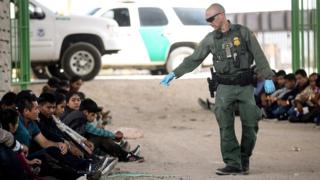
[139,27,170,62]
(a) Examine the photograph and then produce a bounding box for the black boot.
[216,166,242,175]
[242,159,250,175]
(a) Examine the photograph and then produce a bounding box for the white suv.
[28,0,121,80]
[90,0,212,74]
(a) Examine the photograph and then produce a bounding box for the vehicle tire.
[31,64,49,79]
[166,47,201,73]
[47,63,68,79]
[150,69,166,75]
[61,42,101,81]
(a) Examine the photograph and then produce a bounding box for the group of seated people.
[0,76,143,180]
[254,69,320,124]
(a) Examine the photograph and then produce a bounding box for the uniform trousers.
[214,84,261,168]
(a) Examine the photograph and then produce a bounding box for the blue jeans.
[272,106,290,118]
[28,146,88,179]
[28,146,89,171]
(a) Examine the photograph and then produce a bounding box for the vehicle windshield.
[173,7,207,25]
[87,7,101,15]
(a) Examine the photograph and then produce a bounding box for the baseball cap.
[80,98,102,113]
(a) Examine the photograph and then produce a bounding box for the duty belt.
[217,71,253,86]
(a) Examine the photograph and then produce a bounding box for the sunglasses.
[206,13,222,23]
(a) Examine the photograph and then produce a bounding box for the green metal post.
[312,1,316,72]
[292,0,300,71]
[300,0,305,69]
[306,0,310,71]
[317,0,320,72]
[17,0,30,89]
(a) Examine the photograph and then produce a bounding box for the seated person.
[63,98,143,162]
[42,77,61,94]
[0,124,31,180]
[265,73,299,119]
[59,79,70,93]
[55,92,67,119]
[295,69,309,93]
[1,109,43,180]
[69,76,86,100]
[313,77,320,125]
[0,91,17,110]
[38,93,84,157]
[274,70,286,89]
[260,70,286,109]
[289,73,319,122]
[15,90,109,180]
[61,92,82,120]
[53,92,97,156]
[37,92,118,175]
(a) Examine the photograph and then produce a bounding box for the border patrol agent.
[160,3,275,175]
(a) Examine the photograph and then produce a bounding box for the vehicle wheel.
[166,47,201,73]
[61,42,101,81]
[150,69,166,75]
[31,64,49,79]
[47,63,68,79]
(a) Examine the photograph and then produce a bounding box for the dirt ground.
[28,78,320,180]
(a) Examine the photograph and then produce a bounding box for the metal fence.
[227,1,319,74]
[292,0,319,74]
[256,31,292,73]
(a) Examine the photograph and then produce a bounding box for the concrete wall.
[0,0,11,95]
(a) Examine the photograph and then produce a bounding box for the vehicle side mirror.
[30,7,45,19]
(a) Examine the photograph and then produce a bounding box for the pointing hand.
[160,72,176,87]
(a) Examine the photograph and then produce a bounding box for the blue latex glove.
[160,72,175,87]
[264,79,275,94]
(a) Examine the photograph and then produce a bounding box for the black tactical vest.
[211,24,254,76]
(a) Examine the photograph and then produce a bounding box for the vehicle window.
[138,7,168,26]
[102,8,130,27]
[173,8,207,25]
[87,7,101,15]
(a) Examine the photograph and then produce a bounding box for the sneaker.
[130,145,141,156]
[101,157,118,175]
[79,159,104,180]
[277,113,288,121]
[126,153,144,163]
[90,155,110,172]
[216,166,242,175]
